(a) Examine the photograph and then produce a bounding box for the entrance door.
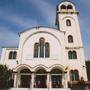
[34,75,47,88]
[21,75,31,88]
[51,75,62,88]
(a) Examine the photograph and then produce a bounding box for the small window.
[68,51,72,59]
[68,35,73,43]
[68,51,77,59]
[13,51,17,59]
[73,51,77,59]
[61,5,66,9]
[9,51,13,59]
[8,51,17,59]
[66,19,71,26]
[67,5,73,9]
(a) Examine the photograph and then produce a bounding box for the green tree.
[0,64,13,88]
[86,61,90,80]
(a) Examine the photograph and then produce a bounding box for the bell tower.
[56,1,88,81]
[56,0,83,47]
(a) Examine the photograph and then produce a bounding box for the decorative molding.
[57,11,79,14]
[65,46,83,49]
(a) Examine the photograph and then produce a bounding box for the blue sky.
[0,0,90,60]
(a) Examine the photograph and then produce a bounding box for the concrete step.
[8,88,71,90]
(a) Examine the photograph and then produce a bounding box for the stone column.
[17,73,21,88]
[62,74,65,88]
[49,74,52,88]
[14,72,17,88]
[47,73,49,89]
[63,72,68,88]
[31,73,34,89]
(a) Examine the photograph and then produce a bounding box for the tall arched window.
[13,51,17,59]
[9,51,13,59]
[45,42,49,57]
[40,38,45,57]
[70,70,79,81]
[73,51,77,59]
[61,5,66,9]
[34,37,50,58]
[67,5,73,9]
[66,19,71,26]
[34,43,39,57]
[68,35,73,43]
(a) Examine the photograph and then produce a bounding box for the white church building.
[0,1,88,90]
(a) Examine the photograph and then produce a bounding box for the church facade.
[0,1,88,89]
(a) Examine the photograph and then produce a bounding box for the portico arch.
[49,64,65,72]
[33,64,48,72]
[13,64,32,88]
[20,68,31,88]
[13,64,32,72]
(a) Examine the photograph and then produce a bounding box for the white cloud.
[0,12,38,29]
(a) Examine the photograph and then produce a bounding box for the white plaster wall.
[1,48,18,69]
[19,28,66,67]
[58,14,83,47]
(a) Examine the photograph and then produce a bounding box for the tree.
[0,64,13,88]
[86,61,90,80]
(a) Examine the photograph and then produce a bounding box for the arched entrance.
[51,68,63,88]
[20,68,31,88]
[34,69,47,88]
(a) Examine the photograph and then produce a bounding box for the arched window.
[8,51,17,59]
[67,5,73,9]
[34,43,39,57]
[66,19,71,26]
[68,51,77,59]
[61,5,66,9]
[68,51,72,59]
[74,70,79,80]
[9,51,13,59]
[45,42,49,57]
[13,51,17,59]
[34,37,50,58]
[40,38,45,57]
[73,51,77,59]
[68,35,73,43]
[70,70,79,81]
[70,70,74,81]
